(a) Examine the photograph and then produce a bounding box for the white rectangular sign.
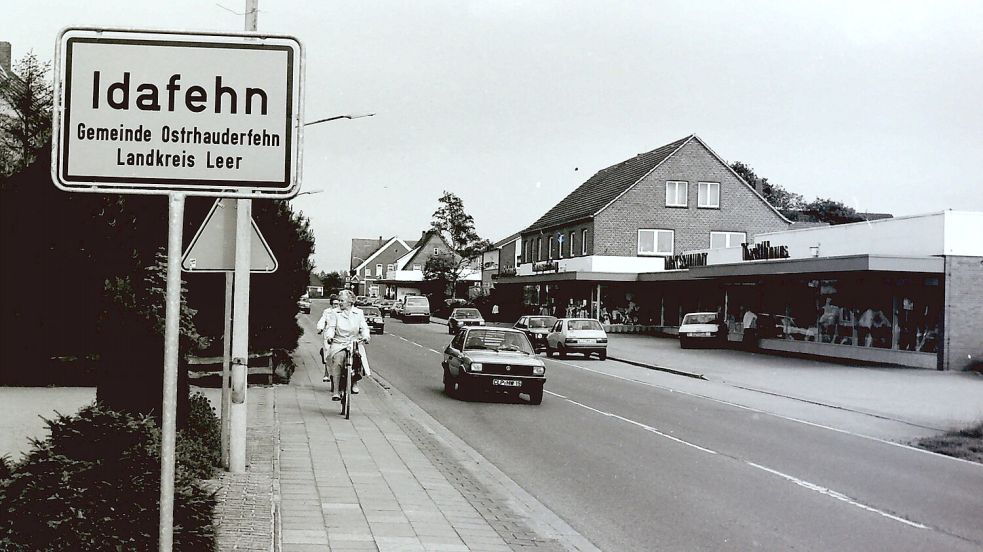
[52,27,304,198]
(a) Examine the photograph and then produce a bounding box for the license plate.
[579,339,595,344]
[694,332,711,337]
[492,379,522,387]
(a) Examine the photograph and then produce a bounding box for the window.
[433,247,439,255]
[556,234,562,259]
[375,264,383,276]
[548,236,554,260]
[387,264,395,273]
[638,229,674,256]
[665,181,688,207]
[710,231,746,249]
[569,231,576,257]
[581,229,587,255]
[365,269,371,277]
[537,237,543,261]
[412,263,421,271]
[698,182,720,208]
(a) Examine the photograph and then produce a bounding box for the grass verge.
[914,422,983,464]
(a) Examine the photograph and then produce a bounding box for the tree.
[428,191,492,298]
[422,252,458,298]
[799,197,865,225]
[730,161,804,218]
[0,52,52,177]
[317,270,347,294]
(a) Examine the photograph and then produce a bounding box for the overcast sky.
[7,0,983,271]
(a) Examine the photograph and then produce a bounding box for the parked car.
[513,315,557,352]
[360,306,385,334]
[355,295,370,306]
[297,295,311,314]
[377,299,395,316]
[545,318,608,360]
[442,327,546,404]
[401,295,431,323]
[447,308,485,334]
[678,312,726,348]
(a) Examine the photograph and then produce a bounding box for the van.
[401,295,431,323]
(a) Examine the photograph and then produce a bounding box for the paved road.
[303,303,983,552]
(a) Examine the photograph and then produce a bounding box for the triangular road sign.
[182,199,278,273]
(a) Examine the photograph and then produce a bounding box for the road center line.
[745,461,928,529]
[565,399,717,455]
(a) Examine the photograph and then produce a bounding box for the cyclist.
[317,294,341,385]
[323,289,370,401]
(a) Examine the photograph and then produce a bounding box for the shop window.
[710,231,745,249]
[638,229,673,256]
[581,229,588,255]
[698,182,720,208]
[665,181,688,207]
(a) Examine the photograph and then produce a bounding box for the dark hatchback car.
[360,306,385,334]
[512,315,557,352]
[447,308,485,335]
[442,327,546,404]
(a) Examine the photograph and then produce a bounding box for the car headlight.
[533,366,545,375]
[374,317,383,323]
[469,362,483,372]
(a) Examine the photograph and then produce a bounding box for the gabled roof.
[400,230,456,268]
[522,135,693,233]
[493,231,522,249]
[352,236,413,272]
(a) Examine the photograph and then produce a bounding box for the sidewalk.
[211,336,598,552]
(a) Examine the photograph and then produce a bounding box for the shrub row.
[0,393,221,551]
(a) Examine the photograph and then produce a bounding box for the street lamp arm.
[305,113,375,126]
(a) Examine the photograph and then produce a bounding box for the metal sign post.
[51,20,303,552]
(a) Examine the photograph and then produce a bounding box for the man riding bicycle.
[322,289,370,401]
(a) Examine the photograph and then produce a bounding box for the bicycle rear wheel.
[343,362,352,419]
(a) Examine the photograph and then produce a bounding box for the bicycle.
[337,339,366,419]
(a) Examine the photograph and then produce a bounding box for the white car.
[545,318,608,360]
[678,312,725,348]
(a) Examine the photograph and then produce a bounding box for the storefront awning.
[493,271,641,284]
[641,254,944,280]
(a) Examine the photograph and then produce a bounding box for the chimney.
[754,179,764,195]
[0,42,11,73]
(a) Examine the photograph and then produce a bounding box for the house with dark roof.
[349,236,416,297]
[378,229,482,300]
[493,134,791,320]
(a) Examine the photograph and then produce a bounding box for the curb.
[608,356,707,380]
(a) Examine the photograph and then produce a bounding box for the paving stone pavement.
[269,343,600,552]
[207,386,277,552]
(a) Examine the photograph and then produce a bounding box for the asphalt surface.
[309,305,983,552]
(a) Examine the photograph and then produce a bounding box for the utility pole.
[229,0,259,474]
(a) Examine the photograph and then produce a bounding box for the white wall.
[517,255,666,275]
[943,211,983,256]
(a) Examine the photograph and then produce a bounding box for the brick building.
[495,134,790,320]
[350,236,415,297]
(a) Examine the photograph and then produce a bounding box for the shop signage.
[495,266,517,278]
[533,261,559,273]
[52,27,304,198]
[742,241,789,261]
[665,252,708,270]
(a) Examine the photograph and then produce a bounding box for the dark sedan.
[513,315,557,352]
[442,327,546,404]
[360,306,385,334]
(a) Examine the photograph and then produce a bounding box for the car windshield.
[454,309,481,319]
[528,317,557,329]
[567,319,603,331]
[463,330,534,354]
[682,313,719,325]
[361,307,381,316]
[405,297,427,305]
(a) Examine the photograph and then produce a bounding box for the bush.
[176,392,222,480]
[0,403,216,551]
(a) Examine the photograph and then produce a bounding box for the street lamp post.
[305,113,375,126]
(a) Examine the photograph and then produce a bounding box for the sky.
[6,0,983,272]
